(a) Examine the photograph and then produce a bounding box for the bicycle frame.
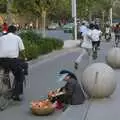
[92,43,98,59]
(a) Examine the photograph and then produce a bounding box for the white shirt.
[81,29,92,49]
[0,33,25,58]
[79,25,88,36]
[88,29,101,42]
[105,27,110,33]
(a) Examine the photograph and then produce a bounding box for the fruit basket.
[30,99,55,116]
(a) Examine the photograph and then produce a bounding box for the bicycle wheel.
[0,69,8,94]
[92,44,98,60]
[92,51,97,59]
[0,69,13,111]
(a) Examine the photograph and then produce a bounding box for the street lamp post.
[72,0,77,41]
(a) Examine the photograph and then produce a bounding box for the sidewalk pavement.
[63,40,81,48]
[58,40,120,120]
[28,39,82,66]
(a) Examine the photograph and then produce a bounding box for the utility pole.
[72,0,77,41]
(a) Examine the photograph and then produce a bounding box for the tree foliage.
[0,0,120,23]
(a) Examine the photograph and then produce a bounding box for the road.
[45,30,73,40]
[35,29,73,41]
[0,39,113,120]
[0,48,87,120]
[0,29,75,120]
[0,32,119,120]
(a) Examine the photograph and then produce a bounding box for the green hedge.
[19,30,63,60]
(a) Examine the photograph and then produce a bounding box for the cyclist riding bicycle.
[0,25,27,101]
[87,24,102,50]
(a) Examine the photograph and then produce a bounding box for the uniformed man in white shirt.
[0,25,27,101]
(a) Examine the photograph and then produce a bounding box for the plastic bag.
[81,35,92,49]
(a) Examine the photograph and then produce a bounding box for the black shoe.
[74,63,78,70]
[11,96,22,101]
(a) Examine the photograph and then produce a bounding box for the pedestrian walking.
[89,24,102,50]
[114,24,120,47]
[74,24,93,69]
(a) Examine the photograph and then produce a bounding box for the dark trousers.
[0,58,25,96]
[92,41,99,48]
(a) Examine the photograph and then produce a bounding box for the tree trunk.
[7,0,12,25]
[109,8,112,27]
[102,10,105,30]
[88,10,92,22]
[42,10,46,38]
[35,17,39,29]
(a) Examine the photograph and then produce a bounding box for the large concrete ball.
[82,63,116,98]
[106,47,120,68]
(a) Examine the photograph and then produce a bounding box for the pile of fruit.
[48,88,65,98]
[48,89,66,103]
[48,91,56,98]
[30,99,55,115]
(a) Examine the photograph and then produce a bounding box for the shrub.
[41,37,64,50]
[19,30,42,43]
[23,40,39,60]
[19,30,63,60]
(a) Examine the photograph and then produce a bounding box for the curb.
[63,40,81,48]
[28,47,83,69]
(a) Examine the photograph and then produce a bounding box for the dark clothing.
[92,41,99,48]
[114,27,120,35]
[114,27,120,39]
[19,59,28,75]
[0,58,26,96]
[114,27,120,45]
[63,78,85,105]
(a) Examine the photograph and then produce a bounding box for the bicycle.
[92,42,98,60]
[0,68,15,111]
[105,33,111,42]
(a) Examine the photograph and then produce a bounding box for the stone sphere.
[106,47,120,68]
[82,63,116,98]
